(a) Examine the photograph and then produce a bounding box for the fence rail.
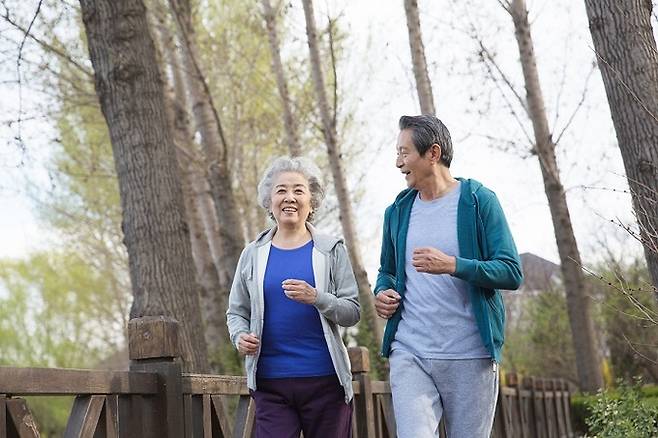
[0,317,574,437]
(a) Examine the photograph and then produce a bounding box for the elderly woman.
[226,156,360,438]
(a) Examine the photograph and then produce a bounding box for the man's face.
[396,129,432,190]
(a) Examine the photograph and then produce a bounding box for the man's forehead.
[397,129,414,147]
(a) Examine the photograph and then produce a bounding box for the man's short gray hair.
[257,156,325,220]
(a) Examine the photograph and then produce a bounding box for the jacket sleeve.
[314,242,361,327]
[374,206,397,294]
[453,192,523,290]
[226,247,252,349]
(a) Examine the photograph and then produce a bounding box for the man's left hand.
[282,279,318,304]
[412,247,456,275]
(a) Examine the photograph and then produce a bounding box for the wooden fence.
[0,316,574,437]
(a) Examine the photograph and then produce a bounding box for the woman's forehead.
[273,171,309,187]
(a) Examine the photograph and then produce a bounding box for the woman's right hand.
[238,332,260,355]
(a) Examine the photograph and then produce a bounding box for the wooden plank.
[131,395,147,438]
[378,394,396,438]
[211,395,232,438]
[0,368,157,396]
[104,395,118,438]
[203,395,212,438]
[139,395,161,438]
[544,392,557,438]
[184,395,193,438]
[562,390,574,438]
[63,395,105,438]
[232,395,254,438]
[369,381,391,394]
[353,374,375,438]
[181,375,249,396]
[347,347,370,373]
[131,359,183,438]
[0,395,6,438]
[6,398,40,438]
[128,316,179,361]
[554,390,567,438]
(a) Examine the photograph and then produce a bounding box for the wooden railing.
[0,316,574,437]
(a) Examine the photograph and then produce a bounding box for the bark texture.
[79,0,208,372]
[152,17,232,367]
[169,0,246,278]
[261,0,302,157]
[403,0,436,115]
[509,0,603,391]
[584,0,658,291]
[301,0,384,366]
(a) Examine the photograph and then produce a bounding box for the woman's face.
[270,171,312,227]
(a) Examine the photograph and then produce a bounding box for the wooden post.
[349,347,375,438]
[128,316,184,438]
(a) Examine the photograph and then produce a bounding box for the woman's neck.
[272,223,311,249]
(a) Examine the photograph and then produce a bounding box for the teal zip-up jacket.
[374,178,523,363]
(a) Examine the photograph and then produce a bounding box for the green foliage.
[596,257,658,382]
[584,379,658,438]
[503,287,578,383]
[0,251,125,368]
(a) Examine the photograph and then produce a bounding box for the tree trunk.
[78,0,209,372]
[168,0,246,278]
[301,0,384,373]
[509,0,603,392]
[151,14,233,370]
[403,0,436,115]
[583,0,658,291]
[261,0,302,157]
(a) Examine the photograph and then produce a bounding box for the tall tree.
[403,0,436,114]
[301,0,384,371]
[78,0,209,372]
[261,0,302,157]
[168,0,246,278]
[504,0,603,391]
[150,12,234,371]
[583,0,658,292]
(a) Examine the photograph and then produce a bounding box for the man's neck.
[417,168,458,201]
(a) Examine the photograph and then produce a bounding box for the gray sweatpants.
[389,349,499,438]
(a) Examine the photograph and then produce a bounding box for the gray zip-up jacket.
[226,223,360,403]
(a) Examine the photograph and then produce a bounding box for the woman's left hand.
[282,279,318,304]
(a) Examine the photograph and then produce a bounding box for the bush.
[585,380,658,438]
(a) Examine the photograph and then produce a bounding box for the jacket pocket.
[486,291,505,345]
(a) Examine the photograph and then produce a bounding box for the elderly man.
[374,114,523,437]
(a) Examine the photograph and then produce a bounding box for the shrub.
[585,380,658,438]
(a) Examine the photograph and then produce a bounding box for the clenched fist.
[375,289,401,319]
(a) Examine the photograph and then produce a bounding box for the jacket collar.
[392,177,484,209]
[253,222,342,254]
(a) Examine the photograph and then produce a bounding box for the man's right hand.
[375,289,401,319]
[238,332,260,355]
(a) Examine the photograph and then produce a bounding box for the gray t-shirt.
[391,182,490,359]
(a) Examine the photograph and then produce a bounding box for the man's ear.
[429,143,442,163]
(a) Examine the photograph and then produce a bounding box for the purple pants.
[251,375,352,438]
